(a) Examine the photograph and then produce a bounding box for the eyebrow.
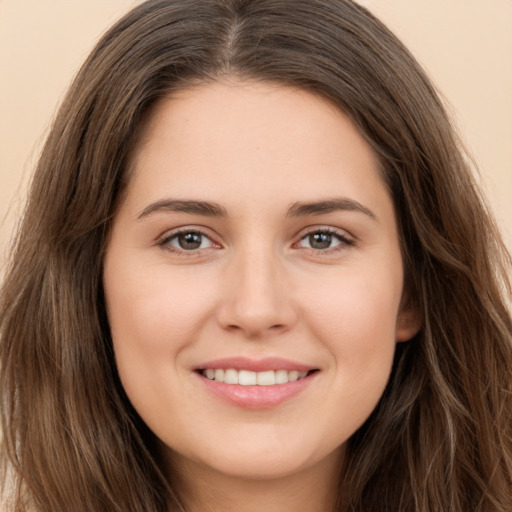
[137,196,376,221]
[286,198,377,220]
[137,199,228,219]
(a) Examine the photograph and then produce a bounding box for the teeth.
[257,370,275,386]
[202,369,309,385]
[239,370,257,385]
[288,370,299,381]
[275,369,288,384]
[224,369,239,384]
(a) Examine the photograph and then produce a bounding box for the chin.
[165,431,344,483]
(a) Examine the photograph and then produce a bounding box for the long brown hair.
[1,1,511,510]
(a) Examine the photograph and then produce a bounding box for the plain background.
[1,0,511,273]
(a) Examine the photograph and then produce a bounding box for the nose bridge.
[217,238,295,337]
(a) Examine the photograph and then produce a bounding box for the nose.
[216,247,298,339]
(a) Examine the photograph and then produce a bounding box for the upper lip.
[195,357,316,373]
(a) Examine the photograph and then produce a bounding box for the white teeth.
[202,368,311,385]
[224,369,239,384]
[275,369,288,384]
[238,370,257,386]
[257,370,275,386]
[288,370,299,382]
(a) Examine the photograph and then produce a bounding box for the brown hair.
[1,1,511,510]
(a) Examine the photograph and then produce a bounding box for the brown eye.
[165,231,214,251]
[178,232,202,250]
[308,232,333,249]
[297,229,352,251]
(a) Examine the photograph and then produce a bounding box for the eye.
[296,229,353,251]
[161,230,217,252]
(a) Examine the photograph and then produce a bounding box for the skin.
[103,80,420,512]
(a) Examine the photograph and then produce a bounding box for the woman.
[1,1,511,511]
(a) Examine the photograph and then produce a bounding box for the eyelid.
[155,224,354,255]
[292,226,355,252]
[157,226,222,253]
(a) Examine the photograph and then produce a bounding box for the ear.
[395,295,422,342]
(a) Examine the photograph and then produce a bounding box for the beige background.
[1,0,511,272]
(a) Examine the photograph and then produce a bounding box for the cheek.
[103,263,214,416]
[300,264,402,349]
[298,263,402,409]
[103,264,216,431]
[106,264,214,354]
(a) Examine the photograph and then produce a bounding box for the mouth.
[198,368,317,386]
[194,358,319,409]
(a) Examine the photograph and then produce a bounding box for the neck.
[168,450,343,512]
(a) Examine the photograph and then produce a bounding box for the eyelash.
[158,226,354,255]
[294,227,354,253]
[158,227,220,255]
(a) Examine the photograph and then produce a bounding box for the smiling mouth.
[198,368,318,386]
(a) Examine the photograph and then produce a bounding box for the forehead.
[123,80,392,223]
[134,81,358,166]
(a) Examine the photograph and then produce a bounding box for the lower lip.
[197,372,317,409]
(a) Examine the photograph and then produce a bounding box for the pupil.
[310,232,332,249]
[178,232,202,250]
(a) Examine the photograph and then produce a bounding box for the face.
[103,81,419,485]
